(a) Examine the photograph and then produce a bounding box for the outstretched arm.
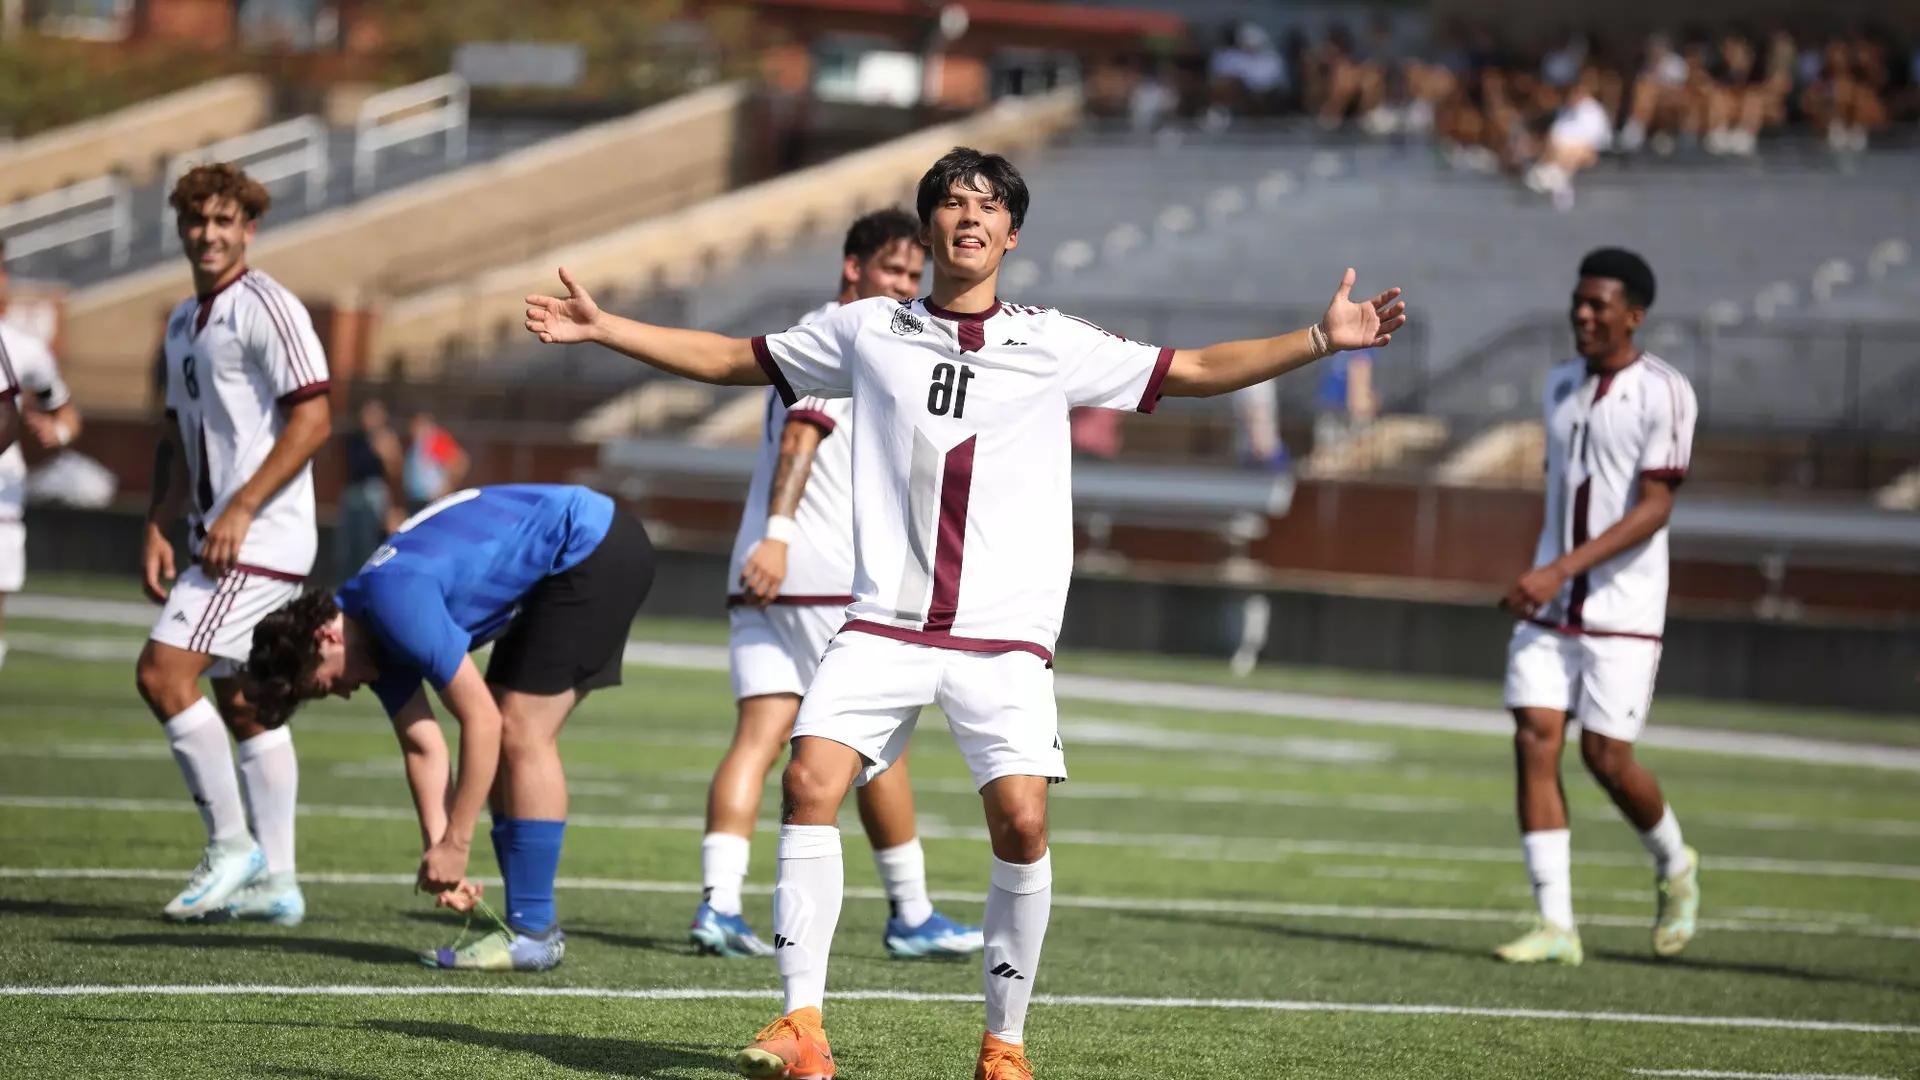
[525,267,766,386]
[739,416,826,606]
[1161,269,1405,398]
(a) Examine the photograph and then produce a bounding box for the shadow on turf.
[400,913,695,957]
[363,1019,730,1078]
[1133,912,1920,994]
[62,931,417,966]
[0,897,150,920]
[1592,949,1920,994]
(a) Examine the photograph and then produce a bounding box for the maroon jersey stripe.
[1566,477,1592,626]
[923,435,977,633]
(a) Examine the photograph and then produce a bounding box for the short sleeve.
[13,334,70,410]
[0,332,19,404]
[1638,368,1697,484]
[369,669,424,719]
[787,395,838,436]
[241,282,331,406]
[1050,310,1174,413]
[352,573,470,697]
[751,299,874,405]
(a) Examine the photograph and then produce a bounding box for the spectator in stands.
[1231,382,1288,472]
[333,399,403,582]
[1206,22,1288,127]
[403,411,468,513]
[1525,72,1613,210]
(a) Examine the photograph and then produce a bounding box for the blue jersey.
[337,484,615,715]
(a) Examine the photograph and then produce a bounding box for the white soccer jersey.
[753,296,1172,661]
[1529,352,1696,638]
[0,323,68,521]
[727,301,856,605]
[161,268,330,580]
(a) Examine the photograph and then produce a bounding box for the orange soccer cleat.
[975,1033,1033,1080]
[736,1007,835,1079]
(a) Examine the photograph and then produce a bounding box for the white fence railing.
[160,116,330,247]
[353,74,469,196]
[0,176,133,269]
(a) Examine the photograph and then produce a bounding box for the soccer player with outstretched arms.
[527,146,1404,1080]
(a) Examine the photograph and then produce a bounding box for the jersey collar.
[922,297,1001,323]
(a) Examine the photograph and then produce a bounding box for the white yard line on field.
[7,793,1920,886]
[15,611,1920,768]
[4,865,1918,943]
[13,604,1920,774]
[1628,1070,1900,1079]
[0,983,1914,1036]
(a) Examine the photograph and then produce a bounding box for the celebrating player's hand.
[418,838,471,896]
[1503,563,1570,618]
[740,539,789,608]
[141,522,177,604]
[1319,269,1406,352]
[200,503,254,578]
[524,268,603,345]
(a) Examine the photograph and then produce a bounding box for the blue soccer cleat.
[162,838,265,922]
[690,902,775,958]
[222,872,306,927]
[884,909,985,959]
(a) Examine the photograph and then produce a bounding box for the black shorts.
[486,510,655,697]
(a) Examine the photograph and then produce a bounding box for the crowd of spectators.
[1109,19,1918,207]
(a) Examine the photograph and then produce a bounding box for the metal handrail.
[0,176,132,268]
[160,116,330,247]
[353,74,469,196]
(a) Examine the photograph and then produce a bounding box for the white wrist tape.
[1308,323,1332,359]
[54,421,73,447]
[763,515,798,544]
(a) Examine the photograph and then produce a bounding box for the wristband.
[1308,323,1332,359]
[54,421,73,447]
[763,514,798,544]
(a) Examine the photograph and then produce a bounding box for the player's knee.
[987,802,1049,861]
[1579,732,1632,784]
[1512,720,1562,763]
[135,649,188,716]
[779,756,844,820]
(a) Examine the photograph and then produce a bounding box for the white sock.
[1639,806,1689,878]
[774,825,843,1014]
[1521,829,1574,930]
[163,699,248,845]
[0,639,10,669]
[873,837,934,927]
[701,831,751,916]
[237,727,298,875]
[984,851,1053,1044]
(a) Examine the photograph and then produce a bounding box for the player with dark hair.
[527,144,1403,1080]
[246,484,655,970]
[696,207,983,962]
[135,163,332,927]
[1496,246,1702,965]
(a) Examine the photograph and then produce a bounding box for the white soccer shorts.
[728,603,841,701]
[1504,621,1663,743]
[149,564,304,676]
[0,521,23,593]
[793,630,1067,790]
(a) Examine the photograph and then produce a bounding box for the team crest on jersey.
[890,307,925,337]
[1553,380,1575,404]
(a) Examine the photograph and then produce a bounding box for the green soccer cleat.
[1494,920,1583,966]
[1653,845,1701,957]
[420,927,567,971]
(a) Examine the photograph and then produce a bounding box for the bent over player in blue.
[245,483,655,970]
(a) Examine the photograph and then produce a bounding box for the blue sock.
[502,818,566,935]
[489,818,513,921]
